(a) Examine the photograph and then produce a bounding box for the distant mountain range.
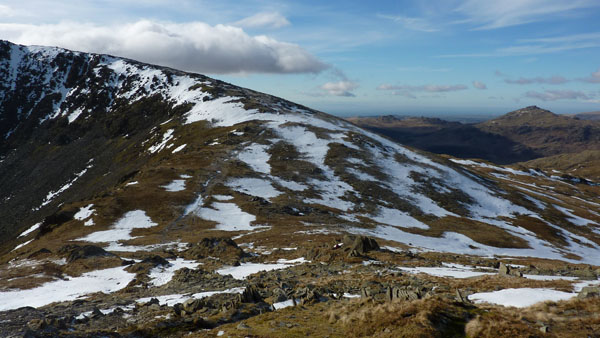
[348,106,600,165]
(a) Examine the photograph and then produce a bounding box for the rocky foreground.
[1,234,599,337]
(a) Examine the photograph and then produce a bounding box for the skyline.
[0,0,599,116]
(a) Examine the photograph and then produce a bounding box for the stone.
[343,235,380,255]
[578,286,600,299]
[240,285,263,303]
[237,322,250,330]
[60,244,115,263]
[455,289,470,303]
[183,298,204,313]
[498,262,509,275]
[183,237,244,264]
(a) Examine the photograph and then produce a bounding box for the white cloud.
[233,12,291,29]
[0,5,15,17]
[320,81,358,97]
[505,76,568,85]
[524,90,590,101]
[378,84,467,92]
[455,0,600,30]
[379,15,438,32]
[378,83,467,98]
[579,68,600,83]
[0,20,327,75]
[472,81,487,89]
[438,32,600,58]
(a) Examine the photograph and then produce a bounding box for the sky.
[0,0,599,117]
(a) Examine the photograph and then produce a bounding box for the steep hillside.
[1,41,600,336]
[521,150,600,182]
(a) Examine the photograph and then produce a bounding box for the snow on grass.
[523,275,579,281]
[104,241,188,253]
[521,193,546,210]
[172,144,186,153]
[399,265,494,279]
[196,202,256,231]
[77,210,157,244]
[12,239,33,252]
[39,164,91,208]
[346,167,378,182]
[554,205,597,226]
[272,298,300,310]
[276,257,309,264]
[0,266,135,311]
[273,177,307,191]
[18,222,41,238]
[225,177,281,201]
[274,125,358,211]
[148,129,174,153]
[184,96,254,126]
[213,195,234,201]
[468,288,575,308]
[238,143,271,174]
[184,194,203,216]
[449,159,533,177]
[74,204,95,221]
[370,207,429,230]
[216,262,298,279]
[136,287,245,306]
[351,224,598,265]
[148,258,200,287]
[162,179,186,192]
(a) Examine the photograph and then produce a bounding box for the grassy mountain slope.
[1,41,600,337]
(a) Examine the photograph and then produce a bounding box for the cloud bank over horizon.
[0,20,328,75]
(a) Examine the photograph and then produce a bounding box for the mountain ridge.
[1,40,600,336]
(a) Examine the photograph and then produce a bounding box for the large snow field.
[216,259,306,279]
[0,266,134,311]
[148,258,200,287]
[468,288,575,308]
[196,202,256,231]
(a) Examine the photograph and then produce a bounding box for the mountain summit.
[1,41,600,336]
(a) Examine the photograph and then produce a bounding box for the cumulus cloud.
[320,81,358,97]
[505,76,568,85]
[579,68,600,83]
[472,81,487,89]
[0,20,327,75]
[524,90,589,101]
[233,12,290,29]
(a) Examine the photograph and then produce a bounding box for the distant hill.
[348,106,600,164]
[347,115,540,164]
[570,111,600,121]
[477,106,600,157]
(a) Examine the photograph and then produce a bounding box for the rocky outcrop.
[182,237,245,264]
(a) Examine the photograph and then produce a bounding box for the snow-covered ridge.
[3,41,600,264]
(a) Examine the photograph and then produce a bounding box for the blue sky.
[1,0,599,117]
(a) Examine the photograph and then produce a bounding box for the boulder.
[343,235,380,256]
[183,237,244,264]
[59,244,115,263]
[240,285,263,303]
[578,286,600,299]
